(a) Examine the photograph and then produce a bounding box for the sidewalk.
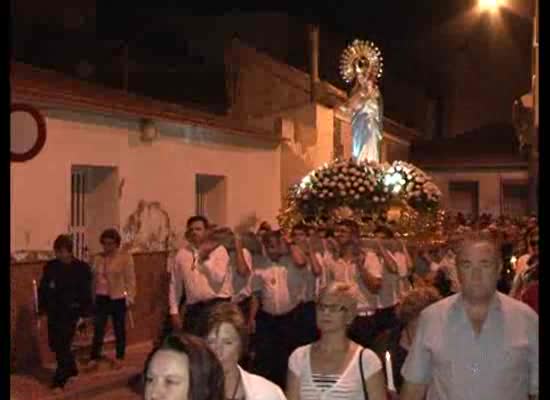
[10,341,152,400]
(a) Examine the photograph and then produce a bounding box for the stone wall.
[10,252,169,373]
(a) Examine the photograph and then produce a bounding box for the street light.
[479,0,501,12]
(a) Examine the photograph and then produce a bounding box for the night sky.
[12,1,534,136]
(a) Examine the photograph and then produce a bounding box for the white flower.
[373,196,379,202]
[338,183,345,190]
[354,194,360,200]
[319,193,325,198]
[358,186,366,193]
[328,192,334,198]
[340,191,347,196]
[346,182,352,188]
[342,167,349,173]
[323,179,330,185]
[330,182,337,188]
[350,189,356,195]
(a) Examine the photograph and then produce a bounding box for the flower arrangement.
[278,158,442,235]
[384,161,442,212]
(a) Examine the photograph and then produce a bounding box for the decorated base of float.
[278,158,446,245]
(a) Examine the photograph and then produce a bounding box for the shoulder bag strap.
[359,347,369,400]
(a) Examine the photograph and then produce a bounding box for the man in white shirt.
[168,216,231,336]
[401,235,538,400]
[251,230,308,389]
[372,233,414,335]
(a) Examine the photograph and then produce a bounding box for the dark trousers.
[348,313,377,348]
[48,314,78,385]
[237,296,252,320]
[91,296,127,360]
[253,306,302,390]
[373,305,399,334]
[295,301,319,346]
[236,297,253,369]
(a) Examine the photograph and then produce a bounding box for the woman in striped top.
[286,282,387,400]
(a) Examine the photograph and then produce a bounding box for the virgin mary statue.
[340,40,384,164]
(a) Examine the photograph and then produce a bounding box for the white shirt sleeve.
[288,346,307,377]
[251,269,264,293]
[168,253,184,315]
[200,246,230,286]
[365,251,383,279]
[392,251,409,277]
[401,310,433,384]
[243,248,253,273]
[528,311,539,395]
[360,348,383,380]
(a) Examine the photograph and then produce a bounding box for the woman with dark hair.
[89,228,136,369]
[204,302,286,399]
[144,333,225,400]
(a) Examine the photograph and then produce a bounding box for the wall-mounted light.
[139,118,159,142]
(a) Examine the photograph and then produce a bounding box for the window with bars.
[69,165,119,259]
[70,167,88,260]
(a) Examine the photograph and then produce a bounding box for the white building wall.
[428,169,528,216]
[11,110,281,252]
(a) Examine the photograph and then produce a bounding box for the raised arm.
[401,240,414,274]
[234,237,252,277]
[358,251,383,294]
[307,243,324,277]
[198,245,230,288]
[375,239,399,274]
[288,243,308,269]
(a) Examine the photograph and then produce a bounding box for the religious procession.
[11,3,538,400]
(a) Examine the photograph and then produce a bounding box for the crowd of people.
[37,212,539,399]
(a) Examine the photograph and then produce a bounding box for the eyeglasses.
[316,303,348,313]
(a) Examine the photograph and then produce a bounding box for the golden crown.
[339,39,384,84]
